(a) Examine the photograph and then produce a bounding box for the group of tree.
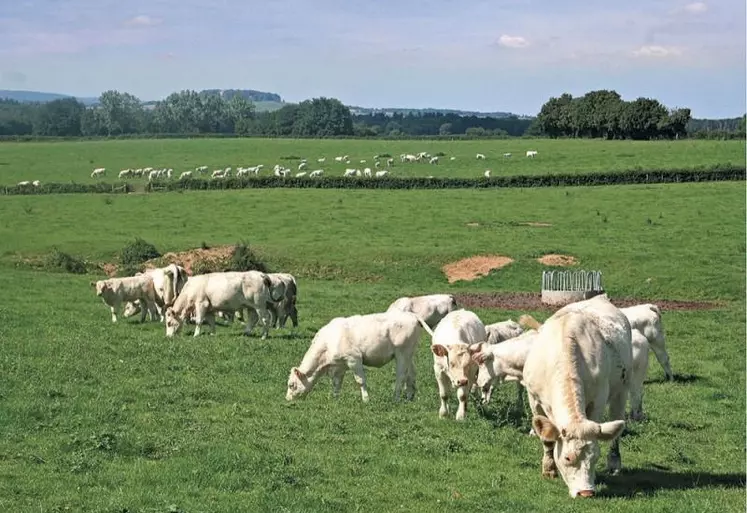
[0,88,742,140]
[531,90,700,140]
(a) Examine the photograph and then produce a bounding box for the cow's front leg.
[605,390,627,475]
[205,312,216,335]
[110,305,118,323]
[542,441,558,478]
[331,367,346,398]
[348,360,369,402]
[392,354,408,402]
[405,360,417,401]
[254,306,273,340]
[434,367,451,418]
[455,385,469,421]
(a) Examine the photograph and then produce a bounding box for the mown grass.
[0,137,743,185]
[0,182,744,512]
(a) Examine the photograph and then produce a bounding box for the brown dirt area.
[537,254,578,266]
[442,255,514,283]
[465,222,480,227]
[520,222,552,227]
[100,245,235,277]
[454,292,722,312]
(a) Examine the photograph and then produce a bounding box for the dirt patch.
[465,222,480,227]
[442,255,514,283]
[520,222,552,227]
[453,292,723,312]
[537,254,578,266]
[101,263,118,277]
[155,245,235,275]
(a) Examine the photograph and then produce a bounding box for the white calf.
[620,304,671,380]
[92,275,161,323]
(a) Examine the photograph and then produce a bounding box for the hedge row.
[1,167,743,195]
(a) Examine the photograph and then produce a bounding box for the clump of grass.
[43,249,87,274]
[434,152,446,157]
[201,241,211,250]
[227,242,268,273]
[280,155,302,161]
[116,264,143,277]
[120,238,160,266]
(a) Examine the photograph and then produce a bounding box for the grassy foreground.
[0,182,744,512]
[0,137,743,185]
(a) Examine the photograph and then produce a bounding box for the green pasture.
[0,182,744,512]
[0,138,743,185]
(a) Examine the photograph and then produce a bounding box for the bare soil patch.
[520,222,552,227]
[154,245,235,275]
[465,222,480,227]
[442,255,514,283]
[454,292,722,312]
[537,254,578,266]
[101,263,118,277]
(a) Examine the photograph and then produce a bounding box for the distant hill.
[200,89,283,103]
[0,89,98,105]
[347,106,531,119]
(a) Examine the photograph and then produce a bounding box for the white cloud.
[498,35,529,48]
[683,2,708,14]
[632,45,683,58]
[123,15,161,28]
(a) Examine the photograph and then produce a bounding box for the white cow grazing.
[32,180,41,187]
[363,168,372,177]
[17,181,30,186]
[387,158,394,166]
[450,156,456,161]
[122,264,189,321]
[503,153,512,158]
[375,170,389,177]
[118,169,132,179]
[91,168,105,178]
[386,293,458,330]
[165,271,281,339]
[473,329,539,404]
[429,156,439,164]
[309,170,324,177]
[485,319,525,344]
[295,172,307,177]
[476,153,486,160]
[426,309,487,420]
[484,170,491,177]
[298,162,308,171]
[179,171,192,180]
[318,157,326,163]
[629,329,650,421]
[523,294,632,498]
[92,274,162,323]
[620,303,671,380]
[343,168,358,177]
[526,150,538,158]
[285,311,428,402]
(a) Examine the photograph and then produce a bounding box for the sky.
[0,0,744,118]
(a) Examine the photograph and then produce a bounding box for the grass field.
[0,181,744,512]
[0,138,743,185]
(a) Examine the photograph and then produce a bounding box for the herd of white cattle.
[84,149,541,183]
[91,263,672,499]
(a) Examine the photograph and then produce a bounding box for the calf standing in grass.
[286,311,428,402]
[472,328,539,404]
[92,275,161,323]
[620,303,672,380]
[425,309,486,420]
[386,293,458,330]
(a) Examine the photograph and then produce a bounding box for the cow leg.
[456,385,470,421]
[254,305,273,340]
[434,367,451,418]
[405,360,417,401]
[348,359,369,402]
[515,381,525,411]
[289,302,299,328]
[193,304,208,337]
[392,354,408,402]
[266,302,279,329]
[605,390,627,475]
[331,366,346,398]
[629,350,649,421]
[650,339,673,381]
[205,312,216,335]
[528,395,558,477]
[242,308,259,337]
[109,305,118,323]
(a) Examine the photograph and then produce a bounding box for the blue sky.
[0,0,744,117]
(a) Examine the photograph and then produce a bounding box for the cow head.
[431,342,483,388]
[123,301,142,318]
[532,415,625,498]
[165,307,184,337]
[286,367,312,401]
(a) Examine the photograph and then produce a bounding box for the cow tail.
[519,314,541,330]
[415,315,435,338]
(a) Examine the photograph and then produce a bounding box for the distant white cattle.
[179,171,193,180]
[386,294,458,330]
[375,170,389,177]
[309,170,324,177]
[32,180,41,187]
[476,153,486,160]
[17,181,30,186]
[429,156,439,164]
[91,168,105,178]
[295,171,307,177]
[503,153,512,158]
[526,150,538,158]
[484,170,491,177]
[285,311,428,402]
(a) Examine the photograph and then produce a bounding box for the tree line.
[0,88,742,139]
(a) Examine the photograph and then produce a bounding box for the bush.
[116,263,144,277]
[226,242,268,273]
[43,249,87,274]
[279,155,302,160]
[191,258,224,275]
[120,238,160,266]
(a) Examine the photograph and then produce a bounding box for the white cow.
[526,150,538,158]
[476,153,486,160]
[91,168,105,178]
[473,329,539,404]
[309,170,324,177]
[523,294,632,498]
[503,153,512,158]
[484,170,491,178]
[429,156,439,165]
[32,180,41,187]
[295,172,307,177]
[386,294,458,330]
[164,271,281,339]
[375,170,389,177]
[285,311,428,402]
[179,171,193,180]
[298,162,308,171]
[265,272,298,329]
[343,168,358,177]
[122,264,189,321]
[118,169,132,179]
[620,303,672,380]
[363,168,372,177]
[17,181,30,186]
[426,309,487,420]
[92,274,162,323]
[485,319,525,344]
[629,329,650,421]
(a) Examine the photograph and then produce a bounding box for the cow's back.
[433,309,486,346]
[338,312,421,367]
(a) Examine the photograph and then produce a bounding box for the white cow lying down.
[426,309,486,421]
[286,311,428,402]
[165,271,283,339]
[523,294,632,498]
[386,293,458,329]
[92,274,161,323]
[620,303,671,380]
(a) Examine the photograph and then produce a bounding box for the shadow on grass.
[475,396,528,431]
[645,373,704,385]
[598,467,745,497]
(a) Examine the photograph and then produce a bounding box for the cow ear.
[431,344,448,357]
[472,351,489,365]
[597,420,625,441]
[468,342,484,355]
[293,367,305,379]
[532,415,560,442]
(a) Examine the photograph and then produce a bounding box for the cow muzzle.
[576,490,595,498]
